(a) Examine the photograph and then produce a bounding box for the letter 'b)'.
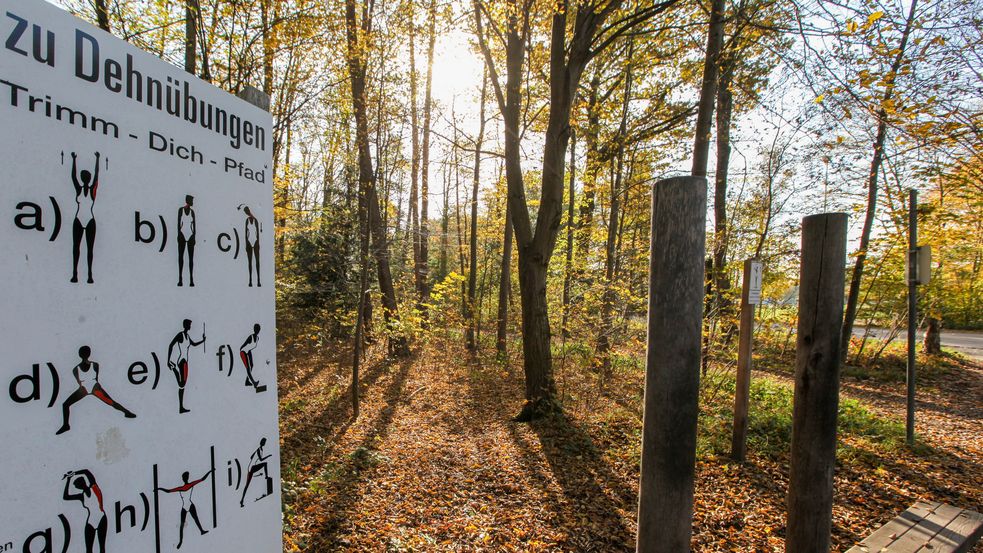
[134,212,155,243]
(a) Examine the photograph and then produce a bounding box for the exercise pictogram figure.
[239,438,272,507]
[240,206,261,287]
[168,319,206,414]
[57,346,136,435]
[239,324,265,392]
[177,195,197,287]
[158,469,214,550]
[62,469,108,553]
[70,152,101,284]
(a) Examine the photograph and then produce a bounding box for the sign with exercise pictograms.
[0,1,281,551]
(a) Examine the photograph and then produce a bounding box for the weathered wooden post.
[636,176,707,553]
[906,189,918,445]
[786,213,848,553]
[731,258,762,462]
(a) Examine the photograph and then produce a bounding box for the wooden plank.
[889,502,962,552]
[847,501,938,552]
[916,506,983,553]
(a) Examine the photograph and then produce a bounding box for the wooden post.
[786,213,848,553]
[730,258,758,462]
[237,85,272,112]
[906,189,917,445]
[636,176,706,553]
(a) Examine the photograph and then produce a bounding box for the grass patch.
[554,340,594,362]
[698,371,910,459]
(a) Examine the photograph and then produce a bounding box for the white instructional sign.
[0,1,281,552]
[747,260,763,305]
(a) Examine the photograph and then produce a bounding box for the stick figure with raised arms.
[70,152,101,284]
[167,319,206,413]
[177,195,197,287]
[57,346,136,435]
[62,469,108,553]
[158,468,214,550]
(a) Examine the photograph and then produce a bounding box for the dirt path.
[279,339,640,551]
[279,338,983,552]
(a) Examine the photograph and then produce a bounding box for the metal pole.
[636,176,706,553]
[906,189,917,445]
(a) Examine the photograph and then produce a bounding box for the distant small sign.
[917,245,932,285]
[747,260,764,305]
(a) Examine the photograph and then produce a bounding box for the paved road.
[856,326,983,361]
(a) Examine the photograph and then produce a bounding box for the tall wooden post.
[906,189,917,445]
[786,213,848,553]
[731,258,759,462]
[636,176,706,553]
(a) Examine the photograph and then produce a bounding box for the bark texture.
[786,213,848,553]
[636,176,707,553]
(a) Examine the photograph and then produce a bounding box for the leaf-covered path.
[279,336,982,552]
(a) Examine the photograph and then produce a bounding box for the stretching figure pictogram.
[177,195,197,287]
[158,469,214,550]
[70,152,100,284]
[168,319,206,413]
[57,346,136,435]
[239,438,272,507]
[239,324,263,391]
[242,206,261,287]
[62,469,108,553]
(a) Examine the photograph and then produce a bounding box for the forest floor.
[278,329,982,552]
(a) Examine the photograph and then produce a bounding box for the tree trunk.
[198,0,211,81]
[923,317,941,355]
[712,62,734,314]
[352,177,371,421]
[840,0,919,363]
[497,197,513,355]
[345,0,408,356]
[440,161,450,281]
[363,284,375,343]
[455,147,467,313]
[515,248,557,420]
[261,0,280,201]
[276,123,291,264]
[597,43,633,374]
[561,128,576,338]
[475,0,657,420]
[184,0,198,74]
[260,0,274,96]
[466,73,488,351]
[417,0,437,312]
[691,0,725,177]
[596,156,621,376]
[576,71,601,260]
[95,0,110,32]
[408,0,422,306]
